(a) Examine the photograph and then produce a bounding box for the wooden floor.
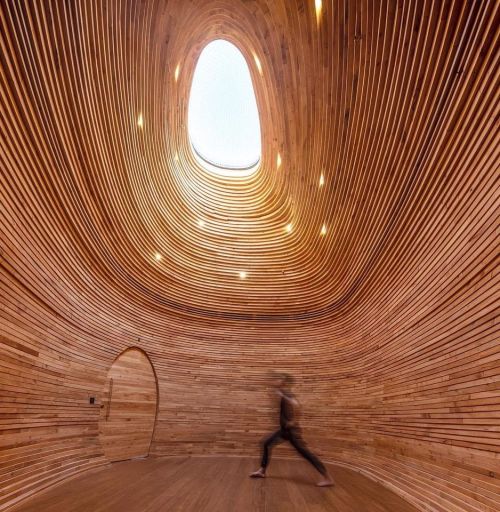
[11,457,420,512]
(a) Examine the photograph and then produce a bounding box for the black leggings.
[261,428,327,475]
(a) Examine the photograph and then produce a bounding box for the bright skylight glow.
[188,40,261,175]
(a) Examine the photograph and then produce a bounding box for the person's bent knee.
[263,439,274,449]
[263,432,279,447]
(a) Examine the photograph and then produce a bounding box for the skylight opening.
[188,40,261,177]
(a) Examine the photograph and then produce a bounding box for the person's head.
[270,371,295,390]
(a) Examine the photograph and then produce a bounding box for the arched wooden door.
[99,348,158,462]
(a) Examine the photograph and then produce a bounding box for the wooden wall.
[1,1,498,511]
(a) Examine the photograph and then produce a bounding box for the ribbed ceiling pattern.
[7,0,495,320]
[1,1,498,512]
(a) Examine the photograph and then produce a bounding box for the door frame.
[99,346,160,460]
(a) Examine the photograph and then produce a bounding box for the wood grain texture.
[0,1,498,511]
[98,348,158,462]
[9,457,420,512]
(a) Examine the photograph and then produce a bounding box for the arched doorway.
[99,348,158,462]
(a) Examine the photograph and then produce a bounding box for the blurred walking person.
[250,372,334,487]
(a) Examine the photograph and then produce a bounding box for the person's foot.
[250,468,266,478]
[316,473,335,487]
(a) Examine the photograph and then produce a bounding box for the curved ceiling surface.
[4,0,495,323]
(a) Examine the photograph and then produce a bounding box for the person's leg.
[288,430,334,486]
[250,430,282,477]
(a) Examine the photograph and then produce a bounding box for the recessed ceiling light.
[175,63,180,82]
[137,113,144,128]
[320,223,327,236]
[154,252,162,261]
[285,223,293,233]
[277,153,282,169]
[319,173,325,187]
[239,271,247,279]
[315,0,322,24]
[253,54,262,75]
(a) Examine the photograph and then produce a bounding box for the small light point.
[197,219,206,228]
[285,223,293,233]
[320,223,327,236]
[137,113,144,128]
[315,0,322,25]
[253,54,262,75]
[239,271,247,279]
[277,153,282,169]
[319,173,325,187]
[175,63,180,82]
[154,252,162,262]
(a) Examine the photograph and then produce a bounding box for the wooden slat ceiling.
[0,1,498,511]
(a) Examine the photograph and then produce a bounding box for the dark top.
[279,391,296,430]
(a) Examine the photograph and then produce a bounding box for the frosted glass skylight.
[188,40,261,174]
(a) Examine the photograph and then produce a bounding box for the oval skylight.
[188,40,261,175]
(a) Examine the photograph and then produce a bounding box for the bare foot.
[316,474,335,487]
[250,468,266,478]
